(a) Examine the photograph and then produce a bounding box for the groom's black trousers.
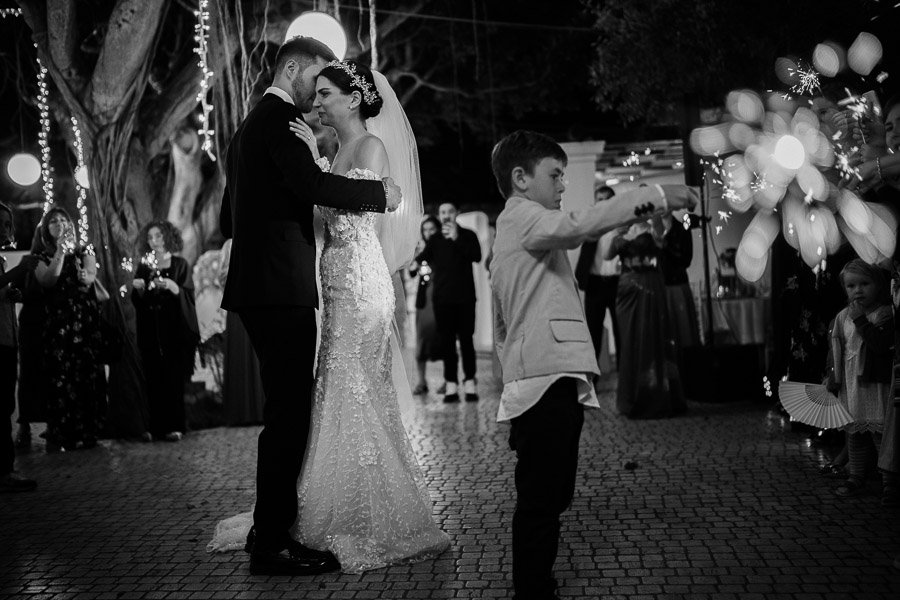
[509,377,584,600]
[240,306,317,551]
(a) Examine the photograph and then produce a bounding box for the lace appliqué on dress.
[293,167,449,573]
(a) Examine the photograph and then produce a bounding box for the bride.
[208,59,450,573]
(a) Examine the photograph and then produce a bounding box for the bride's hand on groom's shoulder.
[383,177,402,212]
[289,118,319,160]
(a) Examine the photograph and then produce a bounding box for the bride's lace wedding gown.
[208,168,449,573]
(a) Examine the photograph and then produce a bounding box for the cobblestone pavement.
[3,352,900,599]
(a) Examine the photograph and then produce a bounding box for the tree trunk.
[167,127,204,264]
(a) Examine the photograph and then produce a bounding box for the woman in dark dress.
[608,218,685,419]
[132,220,199,441]
[32,207,107,451]
[409,216,443,395]
[660,214,700,379]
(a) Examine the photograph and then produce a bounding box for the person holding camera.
[415,201,482,402]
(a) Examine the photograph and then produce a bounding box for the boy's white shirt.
[497,373,598,422]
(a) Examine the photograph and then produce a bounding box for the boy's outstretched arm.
[520,185,697,251]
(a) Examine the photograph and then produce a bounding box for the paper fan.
[778,380,853,429]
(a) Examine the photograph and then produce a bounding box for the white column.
[457,211,492,351]
[559,141,606,268]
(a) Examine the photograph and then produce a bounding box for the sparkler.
[788,64,821,97]
[141,251,161,288]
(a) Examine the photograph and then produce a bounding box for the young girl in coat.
[827,259,896,501]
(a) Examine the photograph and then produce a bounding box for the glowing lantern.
[7,153,41,186]
[285,12,347,60]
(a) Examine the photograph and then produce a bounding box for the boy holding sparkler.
[489,130,697,599]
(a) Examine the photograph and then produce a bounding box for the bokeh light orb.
[812,43,842,77]
[773,135,805,170]
[848,32,882,76]
[726,90,764,123]
[689,125,728,156]
[285,12,347,60]
[774,57,798,85]
[7,153,41,186]
[74,165,90,189]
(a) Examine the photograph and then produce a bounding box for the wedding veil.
[366,71,423,274]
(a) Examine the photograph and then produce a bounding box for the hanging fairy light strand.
[70,116,92,250]
[36,53,54,213]
[0,8,23,18]
[194,0,215,161]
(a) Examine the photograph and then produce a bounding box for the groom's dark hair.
[275,37,338,74]
[491,130,567,199]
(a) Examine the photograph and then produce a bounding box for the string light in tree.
[70,117,92,251]
[194,0,215,161]
[36,53,54,213]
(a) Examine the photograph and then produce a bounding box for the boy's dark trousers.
[1,345,16,475]
[509,377,584,600]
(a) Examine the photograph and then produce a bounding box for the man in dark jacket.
[417,201,482,402]
[574,185,620,370]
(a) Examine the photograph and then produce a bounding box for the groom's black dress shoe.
[246,527,340,576]
[249,543,340,576]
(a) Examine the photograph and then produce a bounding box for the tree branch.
[91,0,168,124]
[142,60,203,158]
[47,0,80,81]
[394,69,473,99]
[17,0,95,143]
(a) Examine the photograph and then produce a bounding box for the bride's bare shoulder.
[352,134,389,177]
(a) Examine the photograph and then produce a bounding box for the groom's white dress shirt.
[265,86,294,105]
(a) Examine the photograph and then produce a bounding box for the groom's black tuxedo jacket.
[220,93,385,310]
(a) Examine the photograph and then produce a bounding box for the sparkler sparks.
[788,64,821,96]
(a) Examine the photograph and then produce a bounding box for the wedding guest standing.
[416,201,481,402]
[218,239,265,425]
[660,213,700,356]
[0,202,37,491]
[132,220,200,442]
[409,215,442,395]
[14,226,48,449]
[575,185,621,371]
[33,207,107,451]
[607,216,686,419]
[489,130,697,600]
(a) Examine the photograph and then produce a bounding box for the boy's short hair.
[275,37,337,74]
[491,130,567,199]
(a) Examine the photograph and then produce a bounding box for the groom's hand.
[383,177,402,212]
[660,185,700,212]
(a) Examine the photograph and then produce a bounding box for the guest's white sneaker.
[443,382,460,403]
[464,379,478,402]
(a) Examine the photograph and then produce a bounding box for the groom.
[220,36,401,576]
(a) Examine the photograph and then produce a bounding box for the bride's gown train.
[208,169,449,573]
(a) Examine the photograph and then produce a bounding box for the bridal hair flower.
[324,60,379,106]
